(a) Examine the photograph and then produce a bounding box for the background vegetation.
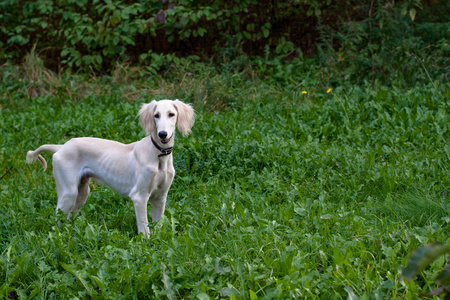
[1,0,449,86]
[0,0,449,299]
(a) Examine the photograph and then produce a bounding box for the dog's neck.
[151,136,173,157]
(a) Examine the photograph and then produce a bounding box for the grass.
[0,61,449,299]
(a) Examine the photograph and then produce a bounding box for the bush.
[0,0,316,72]
[317,0,450,86]
[0,0,448,86]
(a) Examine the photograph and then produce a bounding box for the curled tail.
[26,145,63,171]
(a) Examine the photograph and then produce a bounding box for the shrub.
[0,0,448,86]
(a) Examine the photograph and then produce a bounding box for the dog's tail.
[26,145,63,171]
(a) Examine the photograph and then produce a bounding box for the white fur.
[26,99,194,237]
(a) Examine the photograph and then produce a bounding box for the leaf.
[60,263,94,296]
[435,264,450,285]
[402,243,450,281]
[113,36,120,45]
[161,263,175,300]
[95,55,103,65]
[91,275,107,293]
[197,28,207,37]
[409,8,417,21]
[250,290,258,300]
[7,35,29,45]
[221,287,240,298]
[110,14,121,26]
[344,286,360,300]
[196,293,210,300]
[205,12,216,21]
[419,285,450,297]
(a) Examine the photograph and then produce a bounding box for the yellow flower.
[302,91,307,94]
[327,88,332,93]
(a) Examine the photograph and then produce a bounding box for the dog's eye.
[168,113,175,118]
[154,114,160,119]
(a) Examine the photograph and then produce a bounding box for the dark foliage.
[0,0,448,85]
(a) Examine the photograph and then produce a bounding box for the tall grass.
[0,59,449,299]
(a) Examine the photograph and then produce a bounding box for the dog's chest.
[147,169,172,195]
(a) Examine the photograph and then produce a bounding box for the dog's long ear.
[173,99,195,136]
[139,101,157,135]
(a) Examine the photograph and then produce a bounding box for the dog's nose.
[158,131,168,139]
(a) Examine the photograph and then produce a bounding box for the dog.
[26,99,194,237]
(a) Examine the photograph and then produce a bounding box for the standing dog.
[26,99,194,237]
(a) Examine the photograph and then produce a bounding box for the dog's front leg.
[132,196,150,238]
[150,171,174,222]
[129,165,158,238]
[151,193,167,222]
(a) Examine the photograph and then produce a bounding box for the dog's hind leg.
[69,178,90,219]
[52,155,80,220]
[55,186,79,219]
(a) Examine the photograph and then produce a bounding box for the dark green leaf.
[402,243,450,281]
[436,264,450,286]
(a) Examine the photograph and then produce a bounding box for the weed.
[0,66,449,298]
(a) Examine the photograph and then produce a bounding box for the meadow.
[0,62,449,299]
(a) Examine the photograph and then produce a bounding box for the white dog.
[26,99,194,237]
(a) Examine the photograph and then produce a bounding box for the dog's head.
[139,99,195,144]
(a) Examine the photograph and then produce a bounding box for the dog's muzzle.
[158,131,173,144]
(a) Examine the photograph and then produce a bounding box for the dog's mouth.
[160,134,173,144]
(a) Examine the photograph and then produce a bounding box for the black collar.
[151,137,173,157]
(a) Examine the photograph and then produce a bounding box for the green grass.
[0,68,449,299]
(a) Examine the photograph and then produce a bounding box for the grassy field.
[0,65,449,299]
